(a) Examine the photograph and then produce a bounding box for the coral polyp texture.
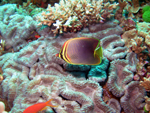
[107,52,138,97]
[0,4,40,51]
[37,0,118,35]
[0,1,148,112]
[120,81,145,113]
[0,40,118,113]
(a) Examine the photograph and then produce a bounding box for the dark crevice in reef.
[58,94,69,101]
[100,61,110,87]
[75,100,82,107]
[51,108,57,113]
[36,59,39,62]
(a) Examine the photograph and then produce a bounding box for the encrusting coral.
[37,0,119,35]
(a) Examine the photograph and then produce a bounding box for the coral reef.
[16,2,44,17]
[107,98,121,113]
[144,96,150,112]
[0,40,117,113]
[0,1,148,112]
[107,52,138,97]
[121,22,150,81]
[0,0,23,5]
[106,52,146,112]
[37,0,119,35]
[121,29,147,53]
[115,0,149,31]
[0,4,39,51]
[0,17,139,112]
[120,81,145,113]
[137,22,150,47]
[0,39,5,56]
[28,0,59,8]
[140,77,150,91]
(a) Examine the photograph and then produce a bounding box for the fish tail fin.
[46,99,58,108]
[94,46,103,58]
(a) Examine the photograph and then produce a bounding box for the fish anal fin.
[40,106,47,111]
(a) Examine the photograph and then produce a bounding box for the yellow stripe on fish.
[57,37,103,65]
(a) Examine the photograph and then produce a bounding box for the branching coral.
[140,77,150,91]
[37,0,118,35]
[137,22,150,47]
[115,0,149,31]
[121,29,147,53]
[121,22,150,81]
[114,0,137,31]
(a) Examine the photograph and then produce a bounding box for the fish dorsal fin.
[46,99,53,104]
[46,99,58,108]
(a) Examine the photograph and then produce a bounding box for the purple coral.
[120,81,146,113]
[107,59,134,97]
[0,4,39,51]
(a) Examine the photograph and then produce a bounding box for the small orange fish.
[34,35,41,39]
[56,37,103,65]
[23,99,57,113]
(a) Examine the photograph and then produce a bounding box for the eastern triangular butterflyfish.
[56,37,103,65]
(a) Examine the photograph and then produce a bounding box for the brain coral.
[121,81,145,113]
[0,13,145,113]
[107,52,139,97]
[0,4,39,51]
[0,19,128,112]
[0,47,116,113]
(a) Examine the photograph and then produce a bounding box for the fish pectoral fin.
[40,107,47,111]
